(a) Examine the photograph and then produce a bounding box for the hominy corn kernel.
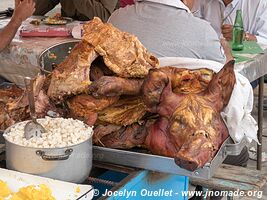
[4,117,93,148]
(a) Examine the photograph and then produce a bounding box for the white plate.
[0,168,94,200]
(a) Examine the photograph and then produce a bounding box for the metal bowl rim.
[38,40,80,74]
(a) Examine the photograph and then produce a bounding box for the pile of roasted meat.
[0,18,236,171]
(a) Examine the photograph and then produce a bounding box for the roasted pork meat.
[97,96,147,126]
[93,120,154,149]
[48,41,98,101]
[0,85,23,103]
[0,85,24,130]
[67,94,119,126]
[142,61,236,171]
[89,76,144,97]
[0,76,62,130]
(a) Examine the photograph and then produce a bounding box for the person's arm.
[221,24,258,42]
[222,1,267,44]
[33,0,59,16]
[220,37,234,63]
[0,0,35,51]
[73,0,118,22]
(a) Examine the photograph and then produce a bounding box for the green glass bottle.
[232,10,244,51]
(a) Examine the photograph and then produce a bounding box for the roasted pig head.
[143,60,236,171]
[160,67,214,94]
[83,17,159,78]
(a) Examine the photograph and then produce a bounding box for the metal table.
[237,47,267,170]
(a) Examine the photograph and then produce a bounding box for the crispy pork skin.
[83,17,159,78]
[143,61,236,171]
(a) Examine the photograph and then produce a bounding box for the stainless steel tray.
[93,137,248,179]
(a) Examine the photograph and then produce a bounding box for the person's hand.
[221,24,233,41]
[12,0,35,25]
[244,32,257,41]
[220,37,234,63]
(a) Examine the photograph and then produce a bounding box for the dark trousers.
[251,80,259,89]
[223,146,249,167]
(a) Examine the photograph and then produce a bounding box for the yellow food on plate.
[0,180,55,200]
[13,184,55,200]
[75,186,80,193]
[0,180,11,198]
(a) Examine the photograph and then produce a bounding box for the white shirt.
[194,0,267,44]
[135,0,191,12]
[108,0,226,63]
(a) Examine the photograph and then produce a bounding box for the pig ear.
[206,60,236,110]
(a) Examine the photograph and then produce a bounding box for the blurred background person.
[109,0,225,63]
[33,0,119,22]
[193,0,267,44]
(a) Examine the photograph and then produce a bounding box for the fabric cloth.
[108,0,225,63]
[34,0,119,22]
[193,0,267,44]
[159,57,258,144]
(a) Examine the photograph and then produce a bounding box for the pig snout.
[174,130,214,171]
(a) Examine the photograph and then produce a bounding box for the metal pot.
[39,40,79,74]
[4,122,92,183]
